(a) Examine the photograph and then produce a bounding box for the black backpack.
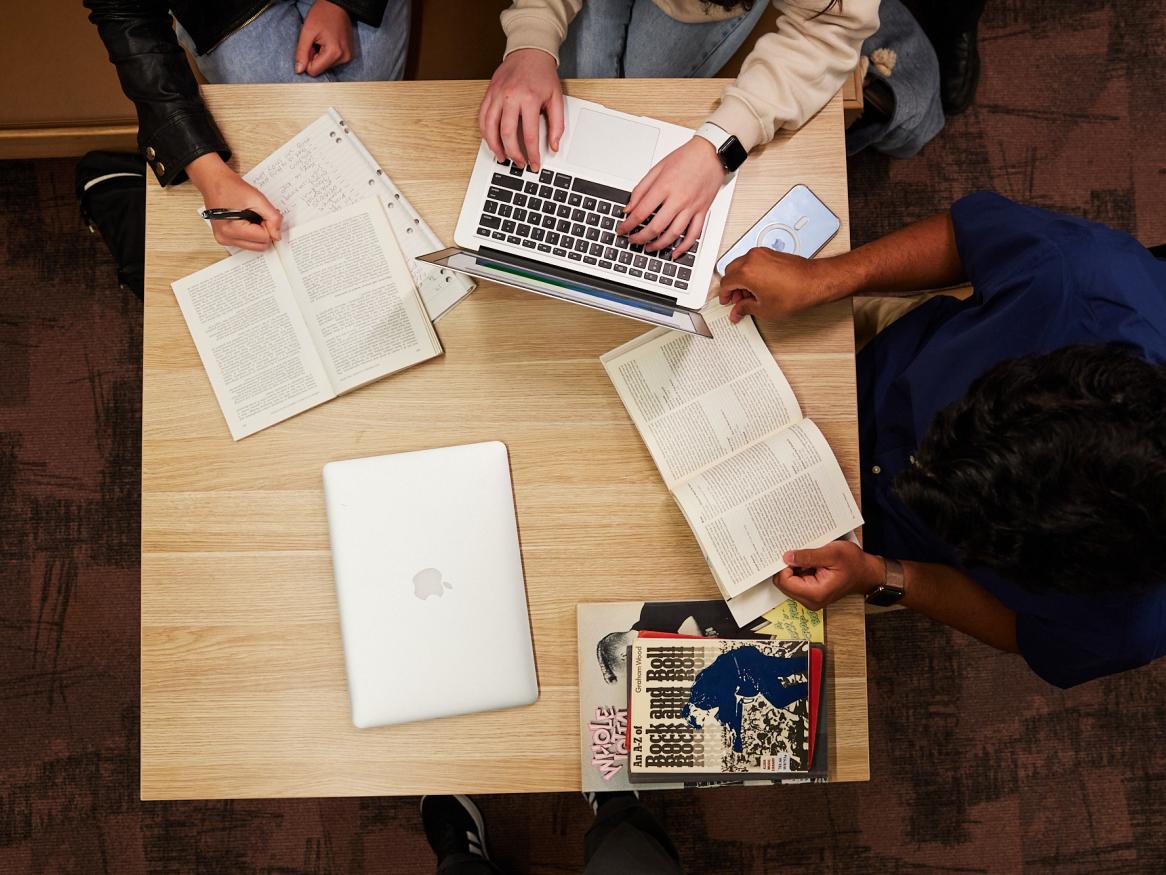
[76,150,146,297]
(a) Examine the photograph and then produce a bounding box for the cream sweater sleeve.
[500,0,583,63]
[707,0,881,151]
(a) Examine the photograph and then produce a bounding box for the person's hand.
[774,541,886,611]
[719,248,845,323]
[479,48,564,171]
[186,153,282,251]
[295,0,353,77]
[616,138,724,257]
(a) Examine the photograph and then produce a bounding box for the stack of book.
[578,600,827,792]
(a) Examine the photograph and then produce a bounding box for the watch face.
[865,585,905,607]
[718,137,748,172]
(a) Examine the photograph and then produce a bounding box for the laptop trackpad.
[567,108,660,183]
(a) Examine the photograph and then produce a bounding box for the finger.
[250,199,282,241]
[719,257,756,300]
[619,166,662,233]
[645,210,690,253]
[481,97,506,162]
[778,569,825,602]
[546,88,565,152]
[307,43,341,77]
[672,210,705,259]
[227,220,271,248]
[229,237,270,252]
[729,295,758,324]
[520,99,542,170]
[499,101,525,167]
[294,26,317,75]
[631,197,677,246]
[618,187,665,239]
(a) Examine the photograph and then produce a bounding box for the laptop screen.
[416,247,711,337]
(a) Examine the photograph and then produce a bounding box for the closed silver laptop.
[323,441,538,728]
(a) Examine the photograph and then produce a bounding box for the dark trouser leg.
[930,0,988,42]
[437,853,509,875]
[583,796,684,875]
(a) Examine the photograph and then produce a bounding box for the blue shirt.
[857,192,1166,688]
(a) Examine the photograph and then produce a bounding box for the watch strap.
[865,557,906,607]
[694,122,747,172]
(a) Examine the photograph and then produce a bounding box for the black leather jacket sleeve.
[331,0,390,28]
[85,0,230,187]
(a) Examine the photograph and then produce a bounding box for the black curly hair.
[895,344,1166,594]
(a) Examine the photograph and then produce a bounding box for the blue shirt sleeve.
[949,191,1067,306]
[1014,592,1166,688]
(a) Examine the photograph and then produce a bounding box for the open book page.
[170,248,334,440]
[241,109,472,318]
[278,198,442,395]
[600,302,802,489]
[672,420,863,598]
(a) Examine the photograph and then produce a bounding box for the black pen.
[201,208,264,224]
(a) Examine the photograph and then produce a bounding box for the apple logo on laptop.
[413,567,453,600]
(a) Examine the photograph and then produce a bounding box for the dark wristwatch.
[865,557,906,607]
[695,123,748,172]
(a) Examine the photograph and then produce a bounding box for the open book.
[601,302,862,620]
[233,107,474,320]
[172,198,441,440]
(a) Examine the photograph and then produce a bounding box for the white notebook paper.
[237,108,474,320]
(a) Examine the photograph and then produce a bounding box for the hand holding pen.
[186,153,283,251]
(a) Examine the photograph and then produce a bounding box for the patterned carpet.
[2,1,1164,872]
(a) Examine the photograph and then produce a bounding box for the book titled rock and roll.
[626,638,814,783]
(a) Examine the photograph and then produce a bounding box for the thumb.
[294,24,317,74]
[546,90,565,152]
[783,545,836,568]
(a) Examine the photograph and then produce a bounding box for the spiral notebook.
[238,107,474,320]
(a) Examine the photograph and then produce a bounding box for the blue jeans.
[176,0,410,84]
[558,0,770,78]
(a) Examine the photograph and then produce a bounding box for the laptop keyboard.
[475,159,697,293]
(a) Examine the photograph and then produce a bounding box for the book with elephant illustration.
[626,638,812,783]
[601,303,863,625]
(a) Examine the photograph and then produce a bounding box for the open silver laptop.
[322,441,538,729]
[417,96,738,337]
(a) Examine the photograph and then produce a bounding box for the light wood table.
[142,80,868,799]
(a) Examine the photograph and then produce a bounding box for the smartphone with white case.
[715,184,840,276]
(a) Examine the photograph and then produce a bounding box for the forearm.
[895,559,1019,653]
[819,212,967,302]
[709,0,880,150]
[85,0,229,185]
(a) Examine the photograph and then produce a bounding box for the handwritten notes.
[241,108,473,319]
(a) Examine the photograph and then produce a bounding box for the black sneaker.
[420,795,489,864]
[939,24,981,115]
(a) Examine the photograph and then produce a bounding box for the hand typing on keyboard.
[478,161,699,293]
[616,137,726,259]
[479,49,565,172]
